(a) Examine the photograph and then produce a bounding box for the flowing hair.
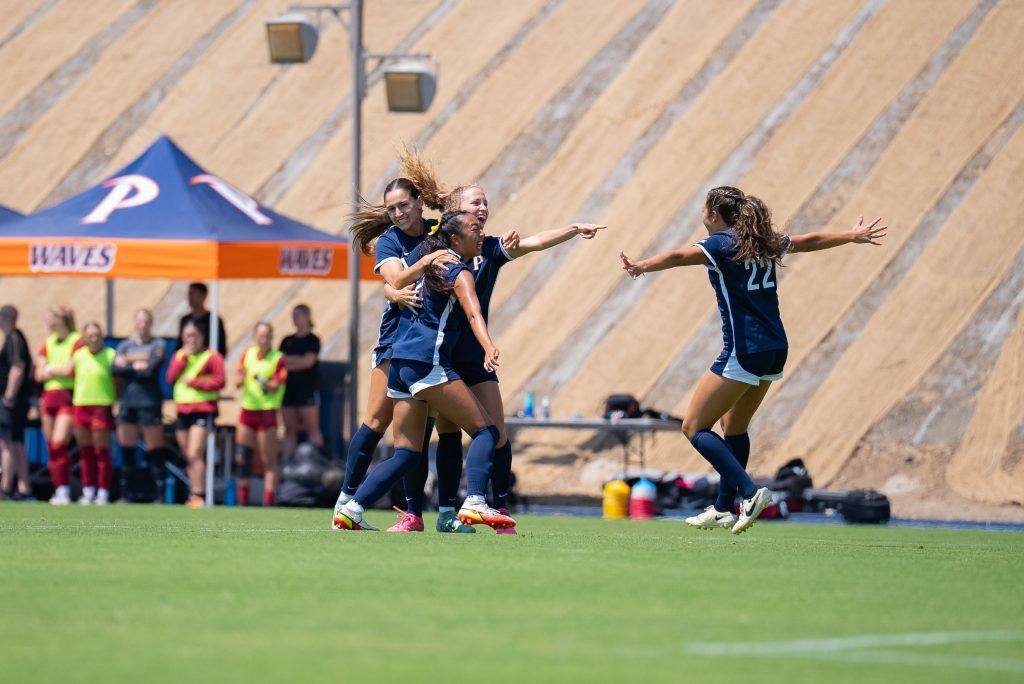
[705,186,787,265]
[420,210,471,294]
[348,160,447,256]
[399,145,446,210]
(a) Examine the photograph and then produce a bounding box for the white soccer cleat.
[731,487,774,535]
[49,490,71,506]
[685,506,738,530]
[79,487,96,506]
[95,489,110,506]
[332,501,380,531]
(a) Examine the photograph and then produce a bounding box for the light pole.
[265,3,435,446]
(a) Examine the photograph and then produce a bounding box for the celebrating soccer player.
[620,187,886,534]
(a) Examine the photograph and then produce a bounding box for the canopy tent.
[0,135,376,505]
[0,135,373,279]
[0,204,22,222]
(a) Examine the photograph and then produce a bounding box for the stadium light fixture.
[263,2,437,462]
[265,14,319,63]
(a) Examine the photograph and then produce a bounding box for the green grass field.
[2,504,1022,683]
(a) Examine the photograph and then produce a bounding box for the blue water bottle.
[524,391,535,418]
[164,472,175,504]
[225,476,237,506]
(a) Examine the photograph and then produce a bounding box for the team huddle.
[331,152,888,535]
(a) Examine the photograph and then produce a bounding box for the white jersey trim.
[693,242,717,269]
[373,256,401,274]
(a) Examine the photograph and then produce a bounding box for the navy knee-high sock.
[343,424,384,495]
[490,441,513,509]
[715,432,751,511]
[465,426,499,498]
[403,418,434,516]
[435,431,463,508]
[353,447,421,508]
[691,429,756,500]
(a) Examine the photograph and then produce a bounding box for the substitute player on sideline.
[620,186,887,534]
[234,322,287,507]
[35,306,82,505]
[166,322,225,508]
[333,211,513,532]
[69,322,117,505]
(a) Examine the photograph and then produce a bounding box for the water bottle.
[541,396,551,419]
[164,472,175,504]
[523,391,535,418]
[225,476,237,506]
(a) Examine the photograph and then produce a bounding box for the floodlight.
[383,61,437,113]
[265,14,318,63]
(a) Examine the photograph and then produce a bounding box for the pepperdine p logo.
[29,243,117,273]
[279,247,332,276]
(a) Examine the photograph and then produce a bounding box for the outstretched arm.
[452,271,500,371]
[504,223,605,258]
[620,246,710,279]
[788,215,887,253]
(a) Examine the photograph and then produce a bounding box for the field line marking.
[683,630,1024,655]
[800,648,1024,673]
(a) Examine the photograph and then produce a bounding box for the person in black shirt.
[0,305,34,500]
[177,282,227,357]
[280,304,323,459]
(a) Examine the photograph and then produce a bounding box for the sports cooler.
[603,480,630,519]
[629,479,656,519]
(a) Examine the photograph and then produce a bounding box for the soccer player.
[430,185,603,534]
[69,322,117,505]
[332,177,468,533]
[394,152,605,534]
[111,309,165,500]
[333,211,513,532]
[280,304,323,460]
[34,306,82,505]
[234,322,287,507]
[619,186,887,534]
[166,322,225,508]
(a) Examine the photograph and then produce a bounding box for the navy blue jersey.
[694,230,791,356]
[452,235,513,366]
[391,257,470,365]
[372,219,437,350]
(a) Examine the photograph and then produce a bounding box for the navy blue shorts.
[371,344,393,369]
[453,357,498,386]
[387,359,460,400]
[710,348,788,386]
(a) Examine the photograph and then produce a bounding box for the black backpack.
[841,489,891,524]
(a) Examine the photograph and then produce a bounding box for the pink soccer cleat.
[495,508,518,534]
[387,507,425,532]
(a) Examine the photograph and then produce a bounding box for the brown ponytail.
[420,211,471,294]
[705,186,787,265]
[399,145,446,211]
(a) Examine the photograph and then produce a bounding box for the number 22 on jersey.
[744,259,776,291]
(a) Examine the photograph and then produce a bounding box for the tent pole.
[206,280,220,507]
[347,0,364,447]
[105,279,114,335]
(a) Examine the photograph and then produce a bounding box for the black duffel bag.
[277,443,332,508]
[841,489,891,524]
[603,394,641,419]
